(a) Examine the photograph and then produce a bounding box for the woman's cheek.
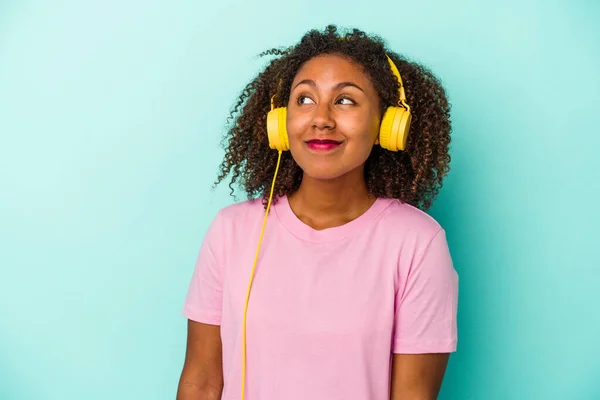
[286,114,309,143]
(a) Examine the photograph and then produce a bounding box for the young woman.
[177,25,458,400]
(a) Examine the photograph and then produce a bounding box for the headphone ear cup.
[266,107,290,151]
[379,106,411,151]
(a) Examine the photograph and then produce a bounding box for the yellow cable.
[241,150,283,400]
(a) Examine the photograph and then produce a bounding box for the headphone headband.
[385,55,409,111]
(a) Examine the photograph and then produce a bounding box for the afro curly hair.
[215,24,452,211]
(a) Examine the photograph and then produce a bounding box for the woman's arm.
[177,320,224,400]
[390,353,450,400]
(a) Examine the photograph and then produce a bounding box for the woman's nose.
[311,102,336,130]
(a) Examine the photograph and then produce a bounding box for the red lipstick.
[306,139,342,152]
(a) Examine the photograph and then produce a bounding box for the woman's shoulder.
[217,197,263,216]
[210,197,267,230]
[378,198,445,238]
[375,199,451,263]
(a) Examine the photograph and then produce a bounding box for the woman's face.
[286,53,382,181]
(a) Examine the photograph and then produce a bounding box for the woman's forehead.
[291,54,373,88]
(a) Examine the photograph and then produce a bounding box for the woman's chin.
[300,167,351,182]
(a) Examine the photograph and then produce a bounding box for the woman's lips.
[305,139,342,152]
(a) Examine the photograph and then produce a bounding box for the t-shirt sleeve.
[182,211,224,325]
[393,228,458,354]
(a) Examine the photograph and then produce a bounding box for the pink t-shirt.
[183,196,458,400]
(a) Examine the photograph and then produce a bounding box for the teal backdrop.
[1,1,599,399]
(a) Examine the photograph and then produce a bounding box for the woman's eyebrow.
[335,81,364,92]
[292,79,365,93]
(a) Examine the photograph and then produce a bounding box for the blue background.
[1,0,599,399]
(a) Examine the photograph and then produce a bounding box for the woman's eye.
[337,97,355,105]
[297,96,315,105]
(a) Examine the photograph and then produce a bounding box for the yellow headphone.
[241,54,411,400]
[266,54,412,152]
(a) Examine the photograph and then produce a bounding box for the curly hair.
[214,25,452,211]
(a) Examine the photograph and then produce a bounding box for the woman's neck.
[287,170,376,231]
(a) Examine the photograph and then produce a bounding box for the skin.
[177,53,450,400]
[177,321,223,400]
